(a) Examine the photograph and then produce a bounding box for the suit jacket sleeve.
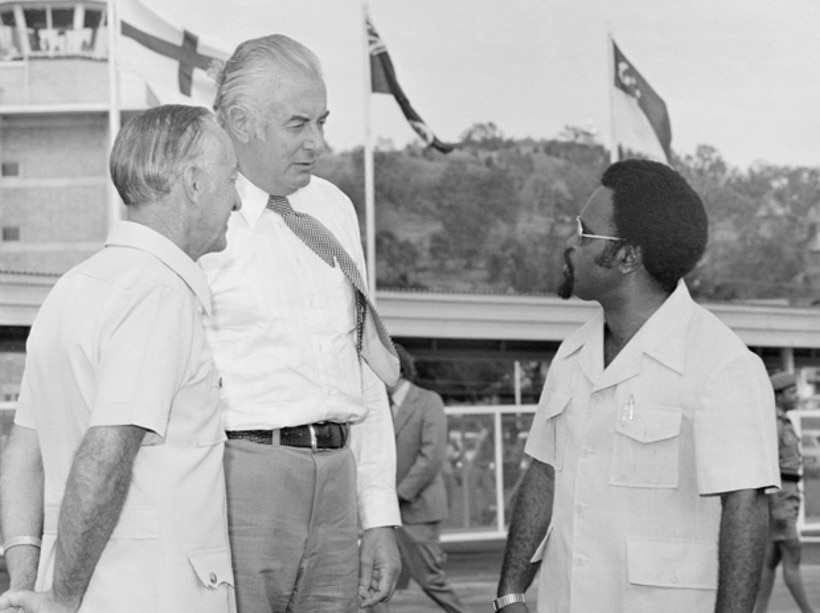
[396,388,447,502]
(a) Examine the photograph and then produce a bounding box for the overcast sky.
[146,0,820,170]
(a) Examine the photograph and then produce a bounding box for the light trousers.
[224,439,359,613]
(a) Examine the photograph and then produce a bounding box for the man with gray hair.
[201,34,401,612]
[0,105,241,613]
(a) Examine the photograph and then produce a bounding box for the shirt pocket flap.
[189,547,235,589]
[542,392,571,420]
[627,538,717,590]
[615,408,682,444]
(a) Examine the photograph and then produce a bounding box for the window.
[1,162,19,177]
[51,8,73,29]
[1,162,19,176]
[2,227,20,242]
[84,7,102,28]
[0,9,21,59]
[1,4,105,57]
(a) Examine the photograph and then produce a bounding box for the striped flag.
[367,16,453,154]
[611,39,672,164]
[115,0,228,107]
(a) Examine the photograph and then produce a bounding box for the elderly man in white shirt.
[201,34,401,613]
[0,105,240,613]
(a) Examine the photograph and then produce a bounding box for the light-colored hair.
[211,34,323,137]
[110,105,212,206]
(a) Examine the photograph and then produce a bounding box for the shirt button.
[209,572,218,585]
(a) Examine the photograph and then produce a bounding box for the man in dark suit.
[370,344,467,613]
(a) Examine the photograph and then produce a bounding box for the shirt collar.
[105,220,212,315]
[234,174,269,228]
[391,380,411,407]
[638,281,693,373]
[560,280,693,374]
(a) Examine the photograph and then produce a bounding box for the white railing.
[1,402,817,544]
[441,405,820,543]
[441,404,535,543]
[790,410,820,542]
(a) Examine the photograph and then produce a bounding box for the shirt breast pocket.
[610,407,682,488]
[540,392,571,471]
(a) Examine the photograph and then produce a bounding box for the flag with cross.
[115,0,228,107]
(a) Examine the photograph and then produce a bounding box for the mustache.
[563,248,574,273]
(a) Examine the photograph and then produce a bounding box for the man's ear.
[618,243,643,274]
[226,107,252,144]
[181,164,200,202]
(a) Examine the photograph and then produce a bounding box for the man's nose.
[303,124,325,153]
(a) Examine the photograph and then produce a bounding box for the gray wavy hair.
[210,34,323,138]
[109,105,212,206]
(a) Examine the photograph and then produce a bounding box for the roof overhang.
[3,272,818,348]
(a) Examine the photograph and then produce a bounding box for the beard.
[557,248,574,299]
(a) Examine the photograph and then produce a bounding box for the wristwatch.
[492,593,526,611]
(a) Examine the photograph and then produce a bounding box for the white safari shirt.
[16,222,234,613]
[526,282,779,613]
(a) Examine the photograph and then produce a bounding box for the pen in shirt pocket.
[621,394,635,426]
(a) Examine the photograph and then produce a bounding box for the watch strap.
[492,593,526,611]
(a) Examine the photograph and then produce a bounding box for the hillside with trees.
[315,123,820,304]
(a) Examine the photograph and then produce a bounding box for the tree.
[429,161,517,265]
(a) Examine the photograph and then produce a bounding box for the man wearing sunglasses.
[496,159,779,613]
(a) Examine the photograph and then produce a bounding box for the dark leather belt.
[781,473,801,483]
[226,422,349,451]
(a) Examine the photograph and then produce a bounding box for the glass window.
[84,8,102,28]
[52,8,74,30]
[501,412,534,524]
[443,413,497,532]
[2,227,20,242]
[0,19,21,59]
[801,414,820,530]
[24,8,47,52]
[1,162,19,176]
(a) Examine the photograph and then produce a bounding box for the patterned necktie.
[267,195,398,361]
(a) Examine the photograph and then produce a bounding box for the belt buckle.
[308,423,318,451]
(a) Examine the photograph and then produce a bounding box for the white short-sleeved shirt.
[526,281,779,613]
[16,221,234,613]
[200,175,399,529]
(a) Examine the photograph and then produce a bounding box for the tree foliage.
[315,129,820,303]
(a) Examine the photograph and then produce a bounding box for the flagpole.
[362,0,377,300]
[106,0,124,230]
[607,29,618,165]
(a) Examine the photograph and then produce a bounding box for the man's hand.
[0,589,80,613]
[358,526,401,608]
